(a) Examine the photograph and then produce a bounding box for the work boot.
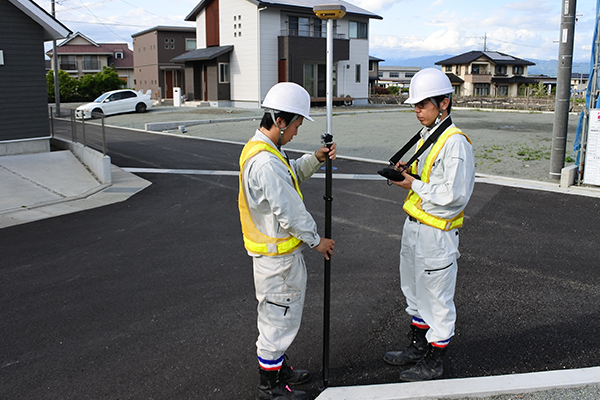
[383,325,428,366]
[256,368,308,400]
[398,344,447,382]
[279,355,311,386]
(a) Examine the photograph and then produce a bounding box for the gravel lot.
[73,103,581,183]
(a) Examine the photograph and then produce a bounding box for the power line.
[118,0,184,24]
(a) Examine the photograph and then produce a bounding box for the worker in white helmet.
[383,68,475,381]
[238,82,336,400]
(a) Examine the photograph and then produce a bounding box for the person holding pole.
[238,82,336,400]
[383,68,475,381]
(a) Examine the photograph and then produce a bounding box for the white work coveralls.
[400,117,475,345]
[241,130,323,370]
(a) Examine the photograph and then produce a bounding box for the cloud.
[350,0,406,13]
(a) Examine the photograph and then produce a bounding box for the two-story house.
[436,51,536,97]
[172,0,382,108]
[377,66,421,88]
[46,32,134,87]
[132,26,197,101]
[1,0,70,156]
[368,56,384,93]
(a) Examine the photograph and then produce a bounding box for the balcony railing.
[60,61,77,71]
[280,29,346,39]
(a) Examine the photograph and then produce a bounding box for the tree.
[47,69,78,102]
[78,66,125,100]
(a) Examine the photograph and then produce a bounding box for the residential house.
[377,66,420,88]
[173,0,382,108]
[571,72,589,96]
[436,51,536,97]
[368,55,384,93]
[46,32,134,87]
[0,0,71,155]
[132,26,197,100]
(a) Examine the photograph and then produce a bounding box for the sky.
[40,0,598,67]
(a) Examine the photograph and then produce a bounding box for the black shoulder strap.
[389,117,453,169]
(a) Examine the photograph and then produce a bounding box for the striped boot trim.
[258,354,285,371]
[431,339,450,348]
[411,316,430,330]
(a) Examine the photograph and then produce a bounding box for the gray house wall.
[0,1,50,144]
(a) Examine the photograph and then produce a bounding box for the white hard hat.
[262,82,314,122]
[405,68,453,104]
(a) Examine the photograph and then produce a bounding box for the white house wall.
[220,0,260,108]
[259,9,281,105]
[195,9,206,49]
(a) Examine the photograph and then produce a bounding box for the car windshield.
[93,92,113,103]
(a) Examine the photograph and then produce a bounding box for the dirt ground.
[58,103,581,183]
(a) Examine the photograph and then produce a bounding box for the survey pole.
[550,0,577,180]
[313,3,345,389]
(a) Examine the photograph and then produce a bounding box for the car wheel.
[92,108,104,119]
[136,103,147,113]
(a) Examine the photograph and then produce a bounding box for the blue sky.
[40,0,597,65]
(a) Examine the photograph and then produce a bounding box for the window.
[303,63,327,97]
[471,65,480,74]
[313,19,326,38]
[389,72,399,78]
[445,65,452,72]
[186,39,197,51]
[219,63,230,83]
[299,17,310,37]
[349,21,368,39]
[355,64,361,83]
[497,85,509,96]
[474,83,490,96]
[115,52,123,59]
[83,55,99,70]
[495,65,507,75]
[405,73,415,78]
[513,65,524,75]
[456,65,460,74]
[289,16,298,36]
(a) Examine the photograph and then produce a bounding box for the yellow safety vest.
[238,141,303,256]
[404,127,472,231]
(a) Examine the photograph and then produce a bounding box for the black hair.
[432,94,452,114]
[260,111,297,130]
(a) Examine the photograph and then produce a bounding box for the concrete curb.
[316,367,600,400]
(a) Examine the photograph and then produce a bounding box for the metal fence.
[49,107,108,155]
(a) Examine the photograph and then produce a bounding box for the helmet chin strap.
[269,109,299,150]
[428,96,449,128]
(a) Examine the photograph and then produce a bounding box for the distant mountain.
[378,55,590,77]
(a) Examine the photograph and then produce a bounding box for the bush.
[374,86,390,95]
[388,86,400,96]
[47,66,125,102]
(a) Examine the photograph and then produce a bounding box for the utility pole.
[483,33,487,51]
[550,0,577,180]
[52,0,61,117]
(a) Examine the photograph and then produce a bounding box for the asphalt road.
[1,121,600,399]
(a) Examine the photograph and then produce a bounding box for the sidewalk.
[0,150,150,229]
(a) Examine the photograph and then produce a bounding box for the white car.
[75,89,153,119]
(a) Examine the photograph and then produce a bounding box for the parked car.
[75,89,153,119]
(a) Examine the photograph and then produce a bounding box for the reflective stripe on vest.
[238,141,303,256]
[404,127,472,231]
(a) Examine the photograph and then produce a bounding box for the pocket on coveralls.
[422,259,456,292]
[265,291,302,328]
